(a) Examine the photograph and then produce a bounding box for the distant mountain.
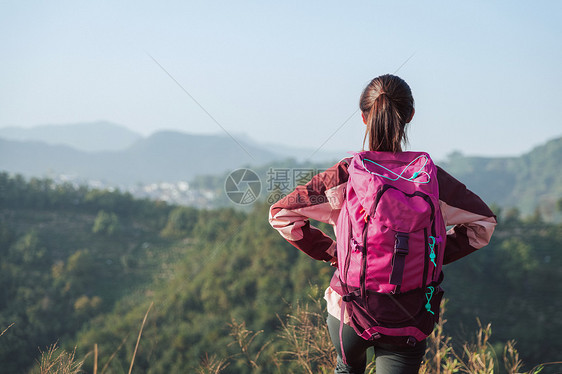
[440,136,562,217]
[0,131,280,184]
[0,121,347,163]
[120,131,281,182]
[0,121,142,152]
[1,121,560,217]
[0,139,92,179]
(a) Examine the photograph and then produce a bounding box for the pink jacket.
[269,158,497,265]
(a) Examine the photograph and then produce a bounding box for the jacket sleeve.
[437,166,497,264]
[268,160,349,261]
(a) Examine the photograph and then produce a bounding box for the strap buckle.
[406,336,417,347]
[394,233,409,255]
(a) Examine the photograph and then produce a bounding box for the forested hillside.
[439,136,562,218]
[0,173,175,372]
[0,173,561,373]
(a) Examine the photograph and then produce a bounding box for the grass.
[223,299,555,374]
[30,345,83,374]
[23,302,153,374]
[21,299,562,373]
[0,323,14,338]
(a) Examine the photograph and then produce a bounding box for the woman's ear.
[362,112,367,125]
[407,108,415,123]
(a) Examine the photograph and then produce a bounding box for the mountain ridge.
[0,121,143,152]
[0,121,347,162]
[0,130,281,184]
[1,122,560,216]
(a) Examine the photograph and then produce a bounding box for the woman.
[269,74,496,373]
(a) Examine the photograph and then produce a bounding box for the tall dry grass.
[197,354,230,374]
[228,319,271,369]
[221,300,552,374]
[24,299,561,373]
[31,345,84,374]
[25,302,153,374]
[1,322,14,338]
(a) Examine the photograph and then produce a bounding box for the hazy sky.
[1,1,561,161]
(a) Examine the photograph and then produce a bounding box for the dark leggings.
[327,314,426,374]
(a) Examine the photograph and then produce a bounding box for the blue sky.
[1,1,560,161]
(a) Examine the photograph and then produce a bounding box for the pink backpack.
[330,151,447,348]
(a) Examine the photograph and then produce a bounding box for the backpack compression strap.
[389,232,409,294]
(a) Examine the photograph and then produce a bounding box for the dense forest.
[0,172,561,373]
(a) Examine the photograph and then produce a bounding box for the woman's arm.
[268,160,349,261]
[437,166,497,264]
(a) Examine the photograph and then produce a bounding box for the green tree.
[9,230,45,265]
[503,207,521,225]
[61,249,97,296]
[161,206,199,238]
[92,210,120,235]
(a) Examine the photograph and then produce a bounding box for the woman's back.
[269,74,497,373]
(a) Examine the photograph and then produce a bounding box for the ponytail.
[360,75,414,152]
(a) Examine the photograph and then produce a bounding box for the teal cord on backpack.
[425,287,435,315]
[361,154,431,184]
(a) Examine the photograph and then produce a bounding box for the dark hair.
[359,74,414,152]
